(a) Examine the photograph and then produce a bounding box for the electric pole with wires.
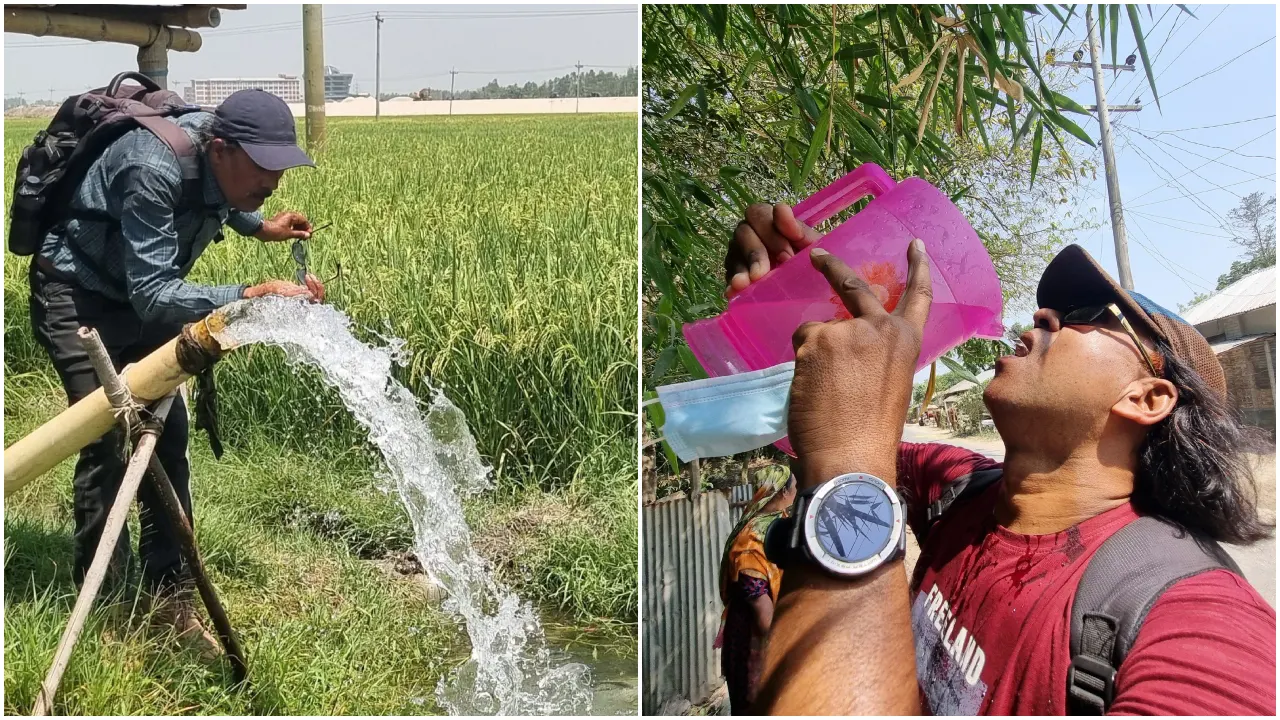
[1050,6,1140,290]
[575,61,583,113]
[449,68,457,116]
[375,12,383,120]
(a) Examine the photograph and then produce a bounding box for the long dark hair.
[1134,339,1273,544]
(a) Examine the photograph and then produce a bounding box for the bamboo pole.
[4,312,230,497]
[46,5,224,29]
[137,28,171,89]
[3,7,202,51]
[32,394,177,716]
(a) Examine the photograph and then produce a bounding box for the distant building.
[1182,265,1276,436]
[185,75,302,105]
[324,65,353,101]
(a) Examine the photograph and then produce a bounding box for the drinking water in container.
[681,163,1005,454]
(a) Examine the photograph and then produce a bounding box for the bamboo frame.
[3,7,203,51]
[4,312,229,497]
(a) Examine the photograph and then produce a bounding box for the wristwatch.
[765,472,907,577]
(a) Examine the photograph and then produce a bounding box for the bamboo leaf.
[893,33,949,92]
[917,40,952,145]
[1030,120,1044,187]
[800,102,833,190]
[1048,89,1090,115]
[1051,4,1079,48]
[954,41,967,136]
[1045,109,1097,147]
[855,93,893,110]
[1127,4,1161,110]
[734,50,765,93]
[966,75,991,153]
[1175,4,1197,19]
[919,362,938,414]
[1013,108,1039,150]
[662,84,701,121]
[995,5,1051,93]
[1109,4,1120,68]
[709,4,729,44]
[1098,4,1107,55]
[651,345,678,383]
[938,353,983,385]
[837,42,881,60]
[678,346,708,380]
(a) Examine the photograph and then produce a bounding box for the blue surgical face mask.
[648,362,794,462]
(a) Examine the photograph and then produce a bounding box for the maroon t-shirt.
[898,442,1276,716]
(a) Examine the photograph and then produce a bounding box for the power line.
[1161,35,1276,99]
[1129,175,1276,210]
[1124,127,1276,205]
[1146,114,1277,134]
[1137,130,1276,171]
[1127,210,1237,240]
[1122,136,1236,235]
[1153,3,1229,84]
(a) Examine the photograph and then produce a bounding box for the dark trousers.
[28,262,193,593]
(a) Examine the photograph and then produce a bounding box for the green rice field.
[3,114,638,714]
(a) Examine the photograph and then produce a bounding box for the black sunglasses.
[1060,303,1159,376]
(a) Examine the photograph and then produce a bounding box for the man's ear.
[1112,377,1178,426]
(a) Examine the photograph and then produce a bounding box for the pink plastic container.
[682,163,1004,454]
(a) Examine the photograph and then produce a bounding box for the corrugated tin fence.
[728,482,754,526]
[642,484,753,715]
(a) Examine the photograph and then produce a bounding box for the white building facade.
[184,75,303,105]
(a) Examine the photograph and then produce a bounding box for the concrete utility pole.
[1049,10,1140,289]
[374,12,383,120]
[575,61,584,113]
[449,68,458,116]
[1085,5,1133,290]
[302,5,326,153]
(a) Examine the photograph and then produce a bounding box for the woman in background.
[716,466,796,715]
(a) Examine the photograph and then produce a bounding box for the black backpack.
[8,71,206,256]
[922,470,1245,715]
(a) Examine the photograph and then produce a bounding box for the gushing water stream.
[211,297,593,715]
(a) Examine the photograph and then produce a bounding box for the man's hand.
[301,273,326,303]
[726,203,823,296]
[787,240,933,489]
[243,279,316,301]
[254,211,312,242]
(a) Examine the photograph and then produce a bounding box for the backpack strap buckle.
[1067,653,1116,715]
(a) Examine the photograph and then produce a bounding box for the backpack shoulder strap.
[1066,516,1241,715]
[133,115,204,213]
[918,467,1004,543]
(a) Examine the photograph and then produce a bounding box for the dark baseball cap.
[1037,244,1226,397]
[211,88,314,171]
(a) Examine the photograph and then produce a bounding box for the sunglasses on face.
[1059,303,1159,377]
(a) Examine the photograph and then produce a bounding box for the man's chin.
[235,199,266,212]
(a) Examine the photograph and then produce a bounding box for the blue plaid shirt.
[38,112,264,325]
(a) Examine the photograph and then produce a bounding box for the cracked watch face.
[804,473,903,576]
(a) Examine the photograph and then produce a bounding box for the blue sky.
[917,3,1276,382]
[1052,3,1275,314]
[4,4,638,98]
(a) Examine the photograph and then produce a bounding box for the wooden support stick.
[32,395,175,716]
[77,327,136,438]
[86,324,249,679]
[144,455,248,682]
